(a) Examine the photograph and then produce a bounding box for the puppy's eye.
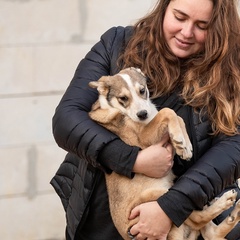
[139,87,145,95]
[119,96,128,102]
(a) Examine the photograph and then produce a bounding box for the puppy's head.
[89,67,157,123]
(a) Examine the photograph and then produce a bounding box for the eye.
[119,96,128,102]
[196,23,208,31]
[139,87,146,95]
[174,14,185,22]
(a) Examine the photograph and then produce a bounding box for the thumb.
[129,206,140,220]
[160,133,170,146]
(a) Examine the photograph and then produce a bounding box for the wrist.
[132,150,145,174]
[157,190,194,227]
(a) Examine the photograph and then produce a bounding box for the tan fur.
[89,68,240,240]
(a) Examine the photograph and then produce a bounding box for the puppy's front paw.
[172,134,193,160]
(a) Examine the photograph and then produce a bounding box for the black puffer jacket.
[51,26,240,239]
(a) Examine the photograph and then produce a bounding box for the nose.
[181,22,194,38]
[137,110,148,121]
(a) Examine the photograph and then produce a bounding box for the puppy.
[89,67,240,240]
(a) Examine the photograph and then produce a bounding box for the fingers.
[128,202,171,240]
[129,224,139,236]
[158,134,174,157]
[160,133,170,146]
[129,206,140,220]
[127,228,137,240]
[165,141,173,152]
[128,232,165,240]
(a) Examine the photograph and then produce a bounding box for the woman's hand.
[133,134,174,178]
[129,201,172,240]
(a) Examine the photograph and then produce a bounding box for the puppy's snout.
[137,110,148,121]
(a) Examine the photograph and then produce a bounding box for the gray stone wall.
[0,0,155,239]
[0,1,239,239]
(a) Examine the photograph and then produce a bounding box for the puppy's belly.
[105,172,175,239]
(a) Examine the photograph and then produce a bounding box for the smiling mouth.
[175,37,194,48]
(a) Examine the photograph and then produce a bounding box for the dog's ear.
[89,81,99,89]
[89,76,110,95]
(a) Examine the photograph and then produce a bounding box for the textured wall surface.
[0,0,239,239]
[0,0,155,239]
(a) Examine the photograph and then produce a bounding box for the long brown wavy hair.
[121,0,240,136]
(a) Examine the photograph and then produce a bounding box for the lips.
[175,37,194,49]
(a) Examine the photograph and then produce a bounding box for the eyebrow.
[173,9,209,24]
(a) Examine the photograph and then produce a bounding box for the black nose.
[137,110,148,120]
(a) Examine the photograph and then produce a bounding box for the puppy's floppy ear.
[89,76,110,95]
[88,81,99,89]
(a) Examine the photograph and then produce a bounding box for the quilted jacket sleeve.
[52,27,139,176]
[158,129,240,227]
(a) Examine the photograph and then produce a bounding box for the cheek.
[195,31,207,45]
[163,18,178,39]
[163,10,173,37]
[163,12,183,41]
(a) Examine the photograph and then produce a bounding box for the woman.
[51,0,240,239]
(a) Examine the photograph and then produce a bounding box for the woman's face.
[163,0,213,58]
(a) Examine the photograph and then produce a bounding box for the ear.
[89,81,99,89]
[89,76,110,95]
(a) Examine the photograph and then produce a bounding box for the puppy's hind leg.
[186,189,237,230]
[214,199,240,239]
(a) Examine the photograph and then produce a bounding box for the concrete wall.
[1,1,239,240]
[0,0,155,239]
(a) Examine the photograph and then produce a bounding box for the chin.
[173,51,192,59]
[169,46,190,58]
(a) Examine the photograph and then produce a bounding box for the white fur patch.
[118,73,157,123]
[99,95,111,109]
[119,73,134,89]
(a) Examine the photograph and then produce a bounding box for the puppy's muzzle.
[137,110,148,121]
